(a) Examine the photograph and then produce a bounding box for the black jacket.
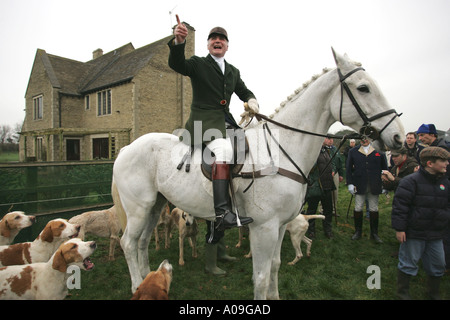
[391,167,450,240]
[306,147,336,199]
[346,145,388,195]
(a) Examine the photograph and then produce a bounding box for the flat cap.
[420,146,450,163]
[391,146,408,156]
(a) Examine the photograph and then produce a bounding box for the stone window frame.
[97,89,112,116]
[85,95,90,110]
[33,95,43,120]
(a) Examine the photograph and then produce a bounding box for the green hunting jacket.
[168,38,256,145]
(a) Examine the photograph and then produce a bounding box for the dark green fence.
[0,161,114,241]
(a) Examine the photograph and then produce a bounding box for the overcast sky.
[1,0,449,134]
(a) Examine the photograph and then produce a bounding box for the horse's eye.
[357,85,370,93]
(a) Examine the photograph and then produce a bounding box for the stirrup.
[214,213,225,231]
[215,211,253,232]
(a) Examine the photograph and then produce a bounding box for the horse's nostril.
[394,134,403,147]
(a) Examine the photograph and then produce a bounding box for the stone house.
[20,23,195,161]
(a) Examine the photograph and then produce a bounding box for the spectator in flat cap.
[419,146,450,167]
[382,147,418,192]
[392,146,450,299]
[417,125,450,273]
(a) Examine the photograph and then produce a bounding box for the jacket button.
[220,100,227,105]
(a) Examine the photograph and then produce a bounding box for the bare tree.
[11,122,22,144]
[0,125,11,144]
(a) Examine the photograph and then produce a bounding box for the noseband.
[338,67,402,140]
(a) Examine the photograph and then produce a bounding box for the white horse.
[112,49,404,299]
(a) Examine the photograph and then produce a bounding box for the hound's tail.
[302,214,325,221]
[112,179,127,230]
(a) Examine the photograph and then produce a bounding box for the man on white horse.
[168,16,257,240]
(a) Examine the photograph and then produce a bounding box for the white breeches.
[206,137,233,163]
[355,193,379,212]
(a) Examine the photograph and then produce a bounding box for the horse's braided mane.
[268,56,362,119]
[269,67,332,119]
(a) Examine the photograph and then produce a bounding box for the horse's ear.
[331,47,346,68]
[331,47,338,65]
[331,47,360,71]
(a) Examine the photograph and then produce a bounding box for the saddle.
[177,128,249,181]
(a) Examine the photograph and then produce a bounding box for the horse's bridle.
[337,67,402,140]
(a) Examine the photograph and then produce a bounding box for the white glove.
[246,98,259,115]
[348,184,356,195]
[239,99,259,126]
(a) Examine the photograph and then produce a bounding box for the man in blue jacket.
[346,138,388,242]
[392,147,450,299]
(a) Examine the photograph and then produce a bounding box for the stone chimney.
[93,48,103,59]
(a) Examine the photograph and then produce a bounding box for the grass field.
[62,182,449,301]
[0,151,18,162]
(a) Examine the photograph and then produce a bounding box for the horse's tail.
[112,179,127,230]
[302,214,325,221]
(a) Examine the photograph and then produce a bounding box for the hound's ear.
[0,220,11,237]
[40,224,54,243]
[52,249,67,272]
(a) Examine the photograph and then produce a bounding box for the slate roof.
[32,36,172,97]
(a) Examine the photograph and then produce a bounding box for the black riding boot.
[212,162,253,231]
[369,211,383,243]
[351,210,363,240]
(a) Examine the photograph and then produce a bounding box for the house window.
[97,89,112,116]
[33,95,43,120]
[93,138,109,159]
[85,95,90,110]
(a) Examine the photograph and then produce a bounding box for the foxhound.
[0,238,96,300]
[131,259,172,300]
[0,218,80,267]
[0,211,36,245]
[69,206,121,260]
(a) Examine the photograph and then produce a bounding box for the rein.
[239,117,354,192]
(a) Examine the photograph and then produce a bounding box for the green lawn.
[64,183,450,300]
[0,151,19,162]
